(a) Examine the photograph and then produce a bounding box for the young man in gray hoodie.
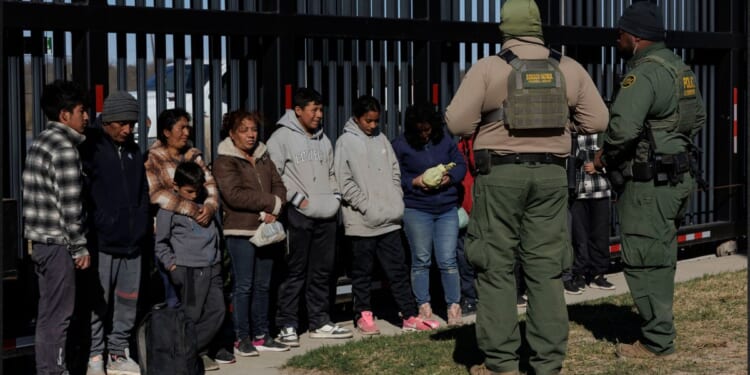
[267,87,353,346]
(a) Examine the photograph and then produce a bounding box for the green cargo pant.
[617,175,693,355]
[465,163,569,375]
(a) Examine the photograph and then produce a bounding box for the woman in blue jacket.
[392,103,467,326]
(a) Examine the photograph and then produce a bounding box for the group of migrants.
[23,1,705,374]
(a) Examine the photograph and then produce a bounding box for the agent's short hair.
[353,95,381,118]
[40,80,89,122]
[173,161,205,189]
[293,87,323,110]
[157,108,192,145]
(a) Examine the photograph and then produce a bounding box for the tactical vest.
[634,53,699,138]
[627,53,701,185]
[489,49,569,130]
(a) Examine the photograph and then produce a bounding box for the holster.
[474,149,492,175]
[654,152,690,185]
[607,161,631,195]
[689,147,708,190]
[631,161,654,181]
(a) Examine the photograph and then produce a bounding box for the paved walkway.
[213,253,747,375]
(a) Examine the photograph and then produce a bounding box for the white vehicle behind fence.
[130,63,227,145]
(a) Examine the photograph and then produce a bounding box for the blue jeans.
[403,207,460,306]
[226,237,274,340]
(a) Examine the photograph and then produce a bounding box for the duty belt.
[491,153,567,168]
[632,151,692,185]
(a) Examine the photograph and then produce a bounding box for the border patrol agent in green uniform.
[595,2,706,359]
[446,1,609,373]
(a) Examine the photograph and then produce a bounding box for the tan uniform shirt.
[446,37,609,157]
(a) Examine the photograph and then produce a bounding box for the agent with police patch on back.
[594,2,706,360]
[445,0,608,373]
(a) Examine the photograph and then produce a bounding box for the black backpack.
[137,304,203,375]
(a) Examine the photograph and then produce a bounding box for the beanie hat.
[498,0,544,42]
[101,91,139,123]
[619,2,665,41]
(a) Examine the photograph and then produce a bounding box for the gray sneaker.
[86,356,106,375]
[309,323,354,339]
[107,349,141,375]
[201,354,220,371]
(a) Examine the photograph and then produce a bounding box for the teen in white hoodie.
[334,95,440,334]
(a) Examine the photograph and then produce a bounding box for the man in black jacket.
[80,91,149,375]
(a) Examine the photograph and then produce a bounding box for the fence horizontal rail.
[3,2,745,50]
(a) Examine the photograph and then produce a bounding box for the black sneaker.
[564,279,583,295]
[234,337,259,357]
[588,275,616,290]
[461,300,477,315]
[214,348,236,364]
[253,334,290,352]
[573,274,587,290]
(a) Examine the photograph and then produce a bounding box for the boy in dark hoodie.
[267,88,353,346]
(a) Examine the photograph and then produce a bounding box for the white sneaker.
[86,355,106,375]
[277,326,300,347]
[107,349,141,375]
[309,323,353,339]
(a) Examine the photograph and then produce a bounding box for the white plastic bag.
[249,221,286,247]
[458,207,470,230]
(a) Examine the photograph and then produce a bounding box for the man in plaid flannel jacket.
[23,80,91,375]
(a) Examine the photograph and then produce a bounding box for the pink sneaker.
[402,316,440,331]
[356,311,381,335]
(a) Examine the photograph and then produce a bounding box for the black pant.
[32,243,76,375]
[570,197,611,278]
[456,229,477,303]
[350,230,418,319]
[170,263,225,353]
[276,208,337,331]
[514,259,526,297]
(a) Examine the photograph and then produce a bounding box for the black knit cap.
[619,1,665,41]
[101,91,139,123]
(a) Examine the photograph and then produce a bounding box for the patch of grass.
[284,270,747,374]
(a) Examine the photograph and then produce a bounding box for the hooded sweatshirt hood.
[217,136,269,160]
[276,109,325,139]
[266,109,340,219]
